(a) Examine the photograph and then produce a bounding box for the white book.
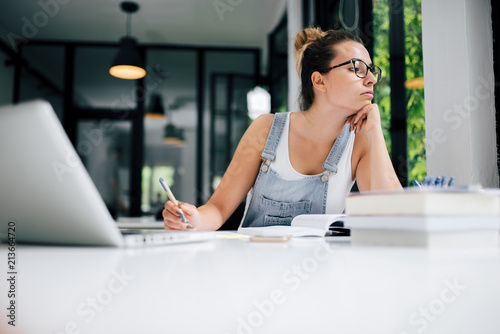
[344,215,500,231]
[350,229,499,248]
[238,214,345,237]
[344,215,500,248]
[345,187,500,216]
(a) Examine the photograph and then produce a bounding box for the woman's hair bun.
[294,27,327,76]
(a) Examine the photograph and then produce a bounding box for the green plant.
[373,0,426,184]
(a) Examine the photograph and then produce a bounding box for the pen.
[427,176,434,186]
[159,177,189,224]
[440,175,447,187]
[448,176,455,187]
[422,176,429,186]
[434,177,441,187]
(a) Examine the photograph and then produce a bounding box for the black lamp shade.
[164,123,185,146]
[146,94,165,119]
[109,37,146,79]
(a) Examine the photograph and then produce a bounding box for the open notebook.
[238,214,347,237]
[0,100,213,247]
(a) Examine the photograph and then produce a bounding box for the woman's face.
[321,41,377,113]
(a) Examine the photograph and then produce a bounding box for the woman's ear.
[311,71,327,92]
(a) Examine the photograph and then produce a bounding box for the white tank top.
[272,112,356,213]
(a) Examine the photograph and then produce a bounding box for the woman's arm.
[163,114,274,231]
[350,103,403,192]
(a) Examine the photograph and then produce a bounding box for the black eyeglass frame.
[319,58,382,82]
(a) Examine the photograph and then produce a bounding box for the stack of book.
[344,186,500,247]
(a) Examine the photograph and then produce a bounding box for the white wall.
[422,0,498,187]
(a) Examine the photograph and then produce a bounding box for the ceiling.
[0,0,287,139]
[0,0,286,49]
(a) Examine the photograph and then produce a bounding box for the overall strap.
[260,113,288,162]
[322,123,352,174]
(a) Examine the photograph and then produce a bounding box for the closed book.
[350,229,499,248]
[345,187,500,216]
[344,215,500,231]
[238,214,345,237]
[344,215,500,248]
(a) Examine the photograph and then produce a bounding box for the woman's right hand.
[163,201,201,231]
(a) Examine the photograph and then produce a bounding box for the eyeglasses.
[320,58,382,83]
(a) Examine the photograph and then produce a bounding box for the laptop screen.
[0,100,124,246]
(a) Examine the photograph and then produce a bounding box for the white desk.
[1,234,500,334]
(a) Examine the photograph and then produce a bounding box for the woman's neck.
[299,103,349,140]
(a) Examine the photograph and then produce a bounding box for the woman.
[163,27,402,231]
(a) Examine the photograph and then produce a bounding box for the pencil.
[159,177,188,223]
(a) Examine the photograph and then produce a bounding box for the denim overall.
[240,113,352,228]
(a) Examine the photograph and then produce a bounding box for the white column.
[422,0,498,187]
[287,0,302,112]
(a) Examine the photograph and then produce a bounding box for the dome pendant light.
[109,2,146,80]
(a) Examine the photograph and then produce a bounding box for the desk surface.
[1,233,500,334]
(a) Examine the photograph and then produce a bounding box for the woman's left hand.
[346,103,382,136]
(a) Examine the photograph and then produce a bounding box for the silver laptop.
[0,100,214,247]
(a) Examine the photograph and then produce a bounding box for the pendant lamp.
[146,94,166,119]
[109,2,146,80]
[163,123,185,146]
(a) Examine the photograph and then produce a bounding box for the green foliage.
[404,0,426,182]
[373,1,392,151]
[373,0,426,184]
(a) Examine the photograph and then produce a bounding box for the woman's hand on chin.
[346,103,382,137]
